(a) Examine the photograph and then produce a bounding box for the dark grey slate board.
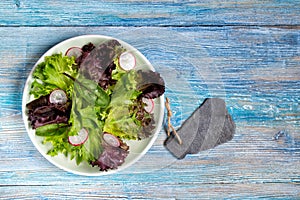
[165,98,235,159]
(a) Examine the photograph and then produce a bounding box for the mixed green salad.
[26,39,165,171]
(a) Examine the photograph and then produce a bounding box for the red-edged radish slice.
[68,128,89,146]
[65,47,82,59]
[49,89,67,104]
[142,97,154,113]
[119,51,136,71]
[103,133,120,147]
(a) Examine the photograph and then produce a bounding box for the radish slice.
[119,51,136,71]
[68,128,89,146]
[65,47,82,59]
[103,133,120,147]
[142,97,154,113]
[49,89,67,104]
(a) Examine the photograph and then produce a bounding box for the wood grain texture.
[0,26,299,199]
[1,0,300,198]
[1,0,300,26]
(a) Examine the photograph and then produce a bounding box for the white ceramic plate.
[22,35,164,176]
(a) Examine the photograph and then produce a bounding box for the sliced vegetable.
[103,133,120,147]
[142,97,154,113]
[49,89,68,104]
[65,47,82,60]
[68,128,89,146]
[119,52,136,71]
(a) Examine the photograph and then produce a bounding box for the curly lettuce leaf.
[36,122,91,165]
[90,142,129,171]
[111,58,127,82]
[104,70,144,140]
[78,39,125,90]
[42,131,95,165]
[30,80,57,98]
[30,53,78,98]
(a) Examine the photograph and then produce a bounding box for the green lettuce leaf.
[42,131,94,165]
[66,74,111,162]
[111,58,127,82]
[104,70,143,140]
[35,123,69,136]
[30,53,78,98]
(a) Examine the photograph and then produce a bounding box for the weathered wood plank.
[0,125,299,198]
[0,26,299,198]
[1,0,300,26]
[1,26,299,125]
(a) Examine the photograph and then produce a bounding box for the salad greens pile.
[26,39,165,171]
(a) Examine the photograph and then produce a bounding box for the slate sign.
[165,98,235,159]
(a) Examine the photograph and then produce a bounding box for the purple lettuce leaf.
[90,140,129,171]
[77,40,122,90]
[26,95,71,129]
[136,70,165,99]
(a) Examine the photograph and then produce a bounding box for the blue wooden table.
[1,1,299,199]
